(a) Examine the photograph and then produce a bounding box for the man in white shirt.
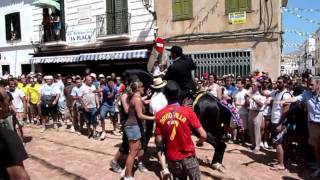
[70,77,83,133]
[270,77,291,171]
[207,74,222,99]
[150,76,169,179]
[79,75,100,139]
[54,74,66,124]
[9,79,26,140]
[39,75,60,133]
[232,79,248,143]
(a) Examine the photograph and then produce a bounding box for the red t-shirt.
[155,104,202,161]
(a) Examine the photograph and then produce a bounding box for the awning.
[78,49,148,61]
[32,0,60,11]
[30,55,79,64]
[30,49,149,64]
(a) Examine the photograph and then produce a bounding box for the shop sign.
[228,11,246,24]
[67,29,96,44]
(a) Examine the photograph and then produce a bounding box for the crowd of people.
[1,46,320,180]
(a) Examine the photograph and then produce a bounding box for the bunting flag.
[283,43,302,48]
[283,8,320,25]
[283,7,320,13]
[284,29,314,38]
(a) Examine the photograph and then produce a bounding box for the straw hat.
[151,76,167,89]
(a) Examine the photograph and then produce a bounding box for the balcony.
[96,10,130,41]
[38,24,67,47]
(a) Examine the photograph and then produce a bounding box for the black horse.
[123,70,232,168]
[193,92,232,168]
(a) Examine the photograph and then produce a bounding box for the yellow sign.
[228,11,246,24]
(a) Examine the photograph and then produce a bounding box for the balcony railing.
[96,10,130,39]
[39,23,67,45]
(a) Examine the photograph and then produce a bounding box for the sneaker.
[120,167,126,178]
[110,161,122,173]
[252,149,260,154]
[212,163,225,173]
[260,142,265,149]
[124,176,134,180]
[138,162,148,173]
[112,130,121,136]
[264,141,269,149]
[160,168,170,180]
[40,127,46,133]
[70,126,75,133]
[100,131,107,141]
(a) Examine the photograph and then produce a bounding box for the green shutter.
[106,0,115,34]
[181,0,193,19]
[226,0,239,14]
[114,0,128,34]
[173,0,192,21]
[106,0,128,35]
[173,0,182,21]
[239,0,250,12]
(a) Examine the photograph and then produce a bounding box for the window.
[5,12,21,41]
[172,0,193,21]
[106,0,128,35]
[78,6,91,24]
[2,65,10,75]
[225,0,251,14]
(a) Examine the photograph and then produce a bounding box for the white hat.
[90,73,97,78]
[98,74,105,78]
[44,75,53,80]
[151,76,167,89]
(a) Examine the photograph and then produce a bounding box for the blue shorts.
[124,125,141,141]
[100,104,115,120]
[84,108,97,125]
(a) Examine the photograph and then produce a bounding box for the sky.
[283,0,320,54]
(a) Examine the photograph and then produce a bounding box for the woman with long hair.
[124,81,154,180]
[246,81,266,153]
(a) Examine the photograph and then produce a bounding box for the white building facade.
[281,55,299,75]
[0,0,35,76]
[30,0,155,74]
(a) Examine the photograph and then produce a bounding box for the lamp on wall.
[142,0,156,20]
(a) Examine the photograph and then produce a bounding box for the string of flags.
[283,43,302,48]
[283,8,320,25]
[284,29,314,38]
[283,7,320,13]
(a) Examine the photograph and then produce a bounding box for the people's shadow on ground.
[23,136,33,143]
[239,149,276,167]
[115,147,162,179]
[239,149,316,180]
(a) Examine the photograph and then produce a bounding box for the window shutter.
[172,0,182,21]
[239,0,250,12]
[181,0,193,19]
[226,0,239,14]
[5,14,11,40]
[14,13,21,40]
[114,0,128,34]
[106,0,115,34]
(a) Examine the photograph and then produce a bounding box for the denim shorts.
[84,108,97,125]
[124,125,141,140]
[100,104,115,120]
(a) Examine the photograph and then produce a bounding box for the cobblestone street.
[22,125,312,180]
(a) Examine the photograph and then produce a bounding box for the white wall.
[128,0,154,42]
[0,0,34,76]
